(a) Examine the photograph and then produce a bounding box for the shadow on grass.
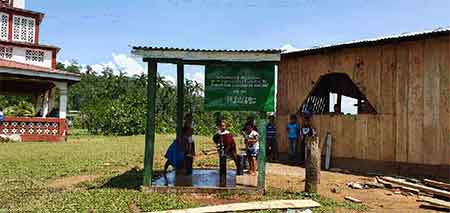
[101,168,165,190]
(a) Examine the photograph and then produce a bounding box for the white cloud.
[61,54,204,86]
[185,65,205,84]
[186,71,205,84]
[163,75,176,84]
[111,53,145,76]
[281,43,298,52]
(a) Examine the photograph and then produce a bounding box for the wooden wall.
[276,35,450,166]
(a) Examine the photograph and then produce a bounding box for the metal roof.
[132,46,281,53]
[283,27,450,56]
[132,46,281,63]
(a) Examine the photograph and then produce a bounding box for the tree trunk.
[305,136,321,193]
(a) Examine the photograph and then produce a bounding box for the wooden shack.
[277,28,450,179]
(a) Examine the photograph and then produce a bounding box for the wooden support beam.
[143,61,157,186]
[176,63,184,139]
[336,94,342,112]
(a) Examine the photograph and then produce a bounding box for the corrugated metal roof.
[132,46,281,53]
[283,27,450,55]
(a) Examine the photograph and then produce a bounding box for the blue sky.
[30,0,450,64]
[28,0,450,112]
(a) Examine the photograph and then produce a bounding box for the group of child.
[286,112,315,163]
[163,112,315,177]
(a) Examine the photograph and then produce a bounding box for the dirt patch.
[48,175,97,191]
[266,163,433,212]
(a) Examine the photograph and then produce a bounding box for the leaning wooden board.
[418,196,450,209]
[424,179,450,191]
[381,177,450,199]
[151,200,321,213]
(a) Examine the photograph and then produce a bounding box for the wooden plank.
[277,59,288,115]
[353,47,369,99]
[332,116,344,158]
[381,44,396,114]
[380,45,396,162]
[418,196,450,209]
[394,44,409,162]
[440,36,450,165]
[341,116,356,158]
[367,115,381,160]
[366,46,382,112]
[152,200,321,213]
[344,196,362,203]
[381,115,395,161]
[423,38,441,165]
[407,41,425,164]
[381,177,450,199]
[355,115,369,159]
[424,179,450,191]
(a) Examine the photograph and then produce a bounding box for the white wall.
[9,46,52,68]
[13,0,25,9]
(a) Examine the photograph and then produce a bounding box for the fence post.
[305,135,320,193]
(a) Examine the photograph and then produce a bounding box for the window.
[300,73,376,115]
[25,49,44,62]
[0,46,12,59]
[13,15,35,43]
[0,13,8,40]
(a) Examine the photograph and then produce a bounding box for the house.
[277,28,450,179]
[0,0,80,142]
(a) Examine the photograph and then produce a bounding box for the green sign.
[204,63,275,112]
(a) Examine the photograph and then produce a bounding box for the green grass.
[0,131,366,212]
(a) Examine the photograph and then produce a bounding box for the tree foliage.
[0,62,253,136]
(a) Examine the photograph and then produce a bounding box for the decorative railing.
[0,116,67,142]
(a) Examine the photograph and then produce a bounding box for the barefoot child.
[212,119,240,171]
[163,127,190,176]
[286,114,301,161]
[244,123,259,175]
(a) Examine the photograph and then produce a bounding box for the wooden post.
[143,60,157,186]
[305,135,320,193]
[176,63,184,139]
[324,133,332,170]
[257,113,266,190]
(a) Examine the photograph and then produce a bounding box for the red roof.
[0,59,81,79]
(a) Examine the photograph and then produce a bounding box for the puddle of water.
[153,169,237,187]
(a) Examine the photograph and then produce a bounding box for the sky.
[27,0,450,113]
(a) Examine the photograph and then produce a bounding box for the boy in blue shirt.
[266,115,278,161]
[286,114,300,161]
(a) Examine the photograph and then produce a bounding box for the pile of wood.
[376,176,450,211]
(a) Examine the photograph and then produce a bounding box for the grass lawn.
[0,130,366,212]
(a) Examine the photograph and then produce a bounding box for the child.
[183,113,195,175]
[244,123,259,175]
[266,114,278,161]
[300,111,316,163]
[163,127,190,177]
[212,119,240,171]
[286,114,301,161]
